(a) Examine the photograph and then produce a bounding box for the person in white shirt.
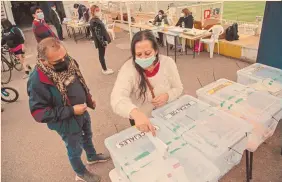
[50,4,64,40]
[111,30,183,135]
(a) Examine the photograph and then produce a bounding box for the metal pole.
[120,2,124,23]
[155,1,158,14]
[126,2,133,41]
[220,1,224,24]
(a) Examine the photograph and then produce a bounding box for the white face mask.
[37,12,44,20]
[158,15,162,19]
[52,7,56,11]
[180,13,185,17]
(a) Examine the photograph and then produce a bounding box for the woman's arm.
[111,62,137,118]
[166,57,184,102]
[175,17,182,26]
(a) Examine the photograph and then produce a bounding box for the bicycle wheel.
[1,87,19,103]
[9,52,23,71]
[1,57,12,84]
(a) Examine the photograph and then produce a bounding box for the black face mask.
[53,55,70,72]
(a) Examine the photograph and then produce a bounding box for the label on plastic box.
[207,81,233,95]
[116,126,160,148]
[164,101,196,120]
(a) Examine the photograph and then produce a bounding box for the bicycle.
[3,45,23,71]
[1,49,12,84]
[1,85,19,103]
[1,45,23,84]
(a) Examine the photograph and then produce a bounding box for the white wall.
[2,1,15,24]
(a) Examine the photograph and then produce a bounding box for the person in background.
[1,18,32,79]
[89,5,114,75]
[152,10,169,47]
[31,6,58,43]
[50,4,64,41]
[81,6,91,37]
[176,8,194,29]
[153,10,169,26]
[27,37,110,182]
[74,3,87,20]
[111,30,183,133]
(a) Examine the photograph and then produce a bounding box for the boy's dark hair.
[30,6,40,15]
[73,3,79,9]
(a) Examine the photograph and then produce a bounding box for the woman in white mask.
[111,30,183,135]
[89,5,114,75]
[176,8,194,28]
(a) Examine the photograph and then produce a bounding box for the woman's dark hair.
[182,8,190,16]
[159,10,164,15]
[1,19,12,30]
[73,3,79,9]
[131,30,159,101]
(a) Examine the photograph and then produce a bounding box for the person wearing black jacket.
[89,5,114,75]
[176,8,194,29]
[152,10,169,46]
[74,3,86,20]
[1,18,31,78]
[50,4,64,40]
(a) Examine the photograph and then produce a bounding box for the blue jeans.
[58,113,97,175]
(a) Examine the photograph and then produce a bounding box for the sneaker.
[23,73,29,79]
[27,65,32,70]
[87,153,111,165]
[75,170,101,182]
[102,69,114,75]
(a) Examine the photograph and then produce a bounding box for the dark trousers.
[129,119,135,126]
[97,44,107,71]
[86,27,90,37]
[158,32,164,45]
[57,113,97,175]
[55,24,64,40]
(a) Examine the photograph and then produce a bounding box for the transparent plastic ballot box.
[152,95,252,177]
[105,118,220,182]
[196,79,282,152]
[237,63,282,98]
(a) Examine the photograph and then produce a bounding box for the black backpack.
[225,23,239,41]
[11,27,25,44]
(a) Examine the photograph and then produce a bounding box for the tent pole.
[120,2,124,23]
[126,2,133,41]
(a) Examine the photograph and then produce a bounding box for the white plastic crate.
[105,118,220,182]
[196,79,282,152]
[237,63,282,97]
[152,95,252,177]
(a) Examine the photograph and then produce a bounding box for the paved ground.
[1,27,281,182]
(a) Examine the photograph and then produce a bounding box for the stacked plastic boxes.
[151,95,252,178]
[237,63,282,98]
[105,117,220,182]
[196,79,282,151]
